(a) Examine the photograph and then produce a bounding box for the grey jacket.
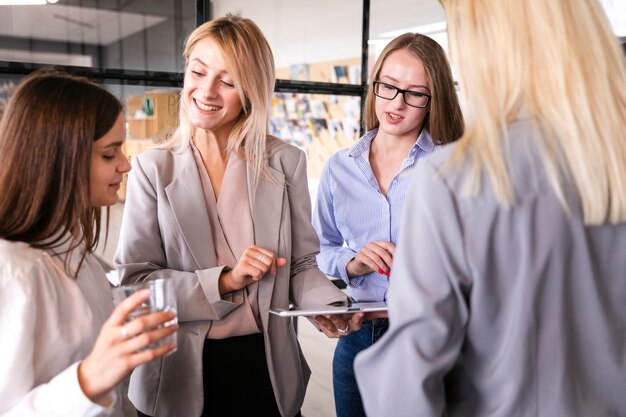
[354,120,626,416]
[115,138,346,417]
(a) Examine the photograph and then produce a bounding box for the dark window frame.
[0,0,370,130]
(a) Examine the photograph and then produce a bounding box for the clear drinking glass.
[112,278,178,354]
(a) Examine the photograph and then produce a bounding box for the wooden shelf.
[119,90,180,200]
[126,91,179,142]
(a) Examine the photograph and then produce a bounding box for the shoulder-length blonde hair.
[443,0,626,225]
[166,14,276,186]
[364,32,464,145]
[0,70,122,265]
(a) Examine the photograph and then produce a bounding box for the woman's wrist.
[346,258,359,278]
[77,360,111,407]
[218,270,234,295]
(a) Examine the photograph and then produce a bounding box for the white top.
[0,237,121,416]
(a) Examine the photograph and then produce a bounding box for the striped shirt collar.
[348,128,435,159]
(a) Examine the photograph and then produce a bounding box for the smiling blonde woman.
[115,15,353,417]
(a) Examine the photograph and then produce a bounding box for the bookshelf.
[273,58,362,180]
[126,91,179,142]
[120,90,180,200]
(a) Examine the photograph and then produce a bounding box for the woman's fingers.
[107,289,150,326]
[79,303,178,404]
[358,248,389,275]
[327,313,362,333]
[349,312,366,328]
[312,313,364,338]
[229,251,265,287]
[120,322,178,355]
[309,315,339,337]
[234,246,287,285]
[248,245,275,266]
[120,310,176,339]
[270,257,287,277]
[348,241,396,277]
[371,241,395,256]
[365,242,394,270]
[357,241,395,276]
[240,258,266,281]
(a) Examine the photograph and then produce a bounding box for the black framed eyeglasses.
[372,81,431,108]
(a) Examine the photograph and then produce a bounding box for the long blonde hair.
[443,0,626,225]
[364,33,463,145]
[165,14,277,186]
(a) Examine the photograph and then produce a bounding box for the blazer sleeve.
[285,149,348,307]
[114,155,240,322]
[353,161,471,417]
[0,265,115,417]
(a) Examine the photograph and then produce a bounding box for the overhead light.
[0,0,59,4]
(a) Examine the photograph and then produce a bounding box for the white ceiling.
[211,0,447,67]
[0,0,447,67]
[0,0,623,69]
[0,3,166,45]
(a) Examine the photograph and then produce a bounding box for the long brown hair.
[364,33,464,145]
[0,70,122,263]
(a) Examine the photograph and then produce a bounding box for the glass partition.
[211,0,364,84]
[0,0,196,72]
[368,0,448,83]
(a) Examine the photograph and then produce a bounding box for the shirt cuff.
[52,362,117,417]
[197,266,240,305]
[336,250,365,288]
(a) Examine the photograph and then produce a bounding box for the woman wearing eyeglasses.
[312,33,464,417]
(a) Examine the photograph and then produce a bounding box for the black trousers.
[137,333,302,417]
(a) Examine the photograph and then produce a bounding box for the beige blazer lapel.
[165,157,217,270]
[248,165,285,327]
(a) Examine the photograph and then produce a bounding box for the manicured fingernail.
[385,270,390,276]
[378,268,384,274]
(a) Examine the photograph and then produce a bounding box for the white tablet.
[270,301,387,317]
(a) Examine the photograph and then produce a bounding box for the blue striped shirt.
[312,128,435,302]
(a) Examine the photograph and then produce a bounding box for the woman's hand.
[218,245,287,295]
[311,312,366,338]
[77,289,178,406]
[346,241,395,277]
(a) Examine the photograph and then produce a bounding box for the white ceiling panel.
[0,4,166,45]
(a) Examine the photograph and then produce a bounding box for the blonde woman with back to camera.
[114,14,360,417]
[354,0,626,416]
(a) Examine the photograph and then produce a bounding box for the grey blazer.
[114,138,346,417]
[354,120,626,416]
